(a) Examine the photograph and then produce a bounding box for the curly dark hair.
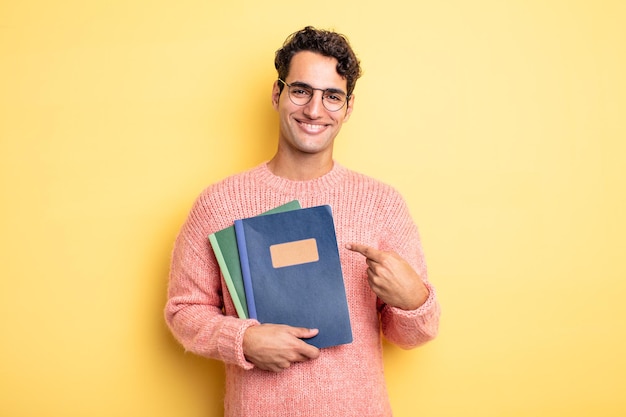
[274,26,362,97]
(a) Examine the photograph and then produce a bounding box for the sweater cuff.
[217,318,260,370]
[385,281,437,318]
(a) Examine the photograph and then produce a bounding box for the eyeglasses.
[278,79,349,112]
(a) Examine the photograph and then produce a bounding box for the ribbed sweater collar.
[253,161,348,195]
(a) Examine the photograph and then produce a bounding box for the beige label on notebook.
[270,238,319,268]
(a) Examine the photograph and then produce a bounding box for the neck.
[267,153,334,181]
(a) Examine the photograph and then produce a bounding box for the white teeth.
[301,122,325,131]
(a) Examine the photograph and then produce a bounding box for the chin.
[297,143,333,155]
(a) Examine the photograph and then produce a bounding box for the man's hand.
[346,243,429,310]
[242,324,320,372]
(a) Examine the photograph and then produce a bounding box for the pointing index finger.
[346,243,382,261]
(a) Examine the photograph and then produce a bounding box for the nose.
[303,90,325,118]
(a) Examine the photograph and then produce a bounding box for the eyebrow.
[290,81,347,96]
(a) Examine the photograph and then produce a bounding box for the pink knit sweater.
[165,162,440,417]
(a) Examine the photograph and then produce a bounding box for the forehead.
[287,51,347,91]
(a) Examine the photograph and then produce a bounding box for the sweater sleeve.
[380,281,440,349]
[164,193,259,369]
[377,191,441,349]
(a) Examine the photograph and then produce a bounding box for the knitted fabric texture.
[165,162,440,417]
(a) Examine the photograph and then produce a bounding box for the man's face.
[272,51,354,158]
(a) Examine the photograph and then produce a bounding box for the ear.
[343,94,355,122]
[271,80,281,110]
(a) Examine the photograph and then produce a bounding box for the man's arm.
[165,231,258,368]
[165,195,321,371]
[346,242,440,349]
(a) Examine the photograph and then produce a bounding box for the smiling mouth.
[298,121,328,132]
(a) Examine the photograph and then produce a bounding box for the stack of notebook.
[208,201,353,349]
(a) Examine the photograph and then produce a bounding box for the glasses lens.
[322,91,347,111]
[288,85,313,106]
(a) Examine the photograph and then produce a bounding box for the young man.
[165,26,440,417]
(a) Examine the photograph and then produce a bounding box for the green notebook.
[208,200,301,318]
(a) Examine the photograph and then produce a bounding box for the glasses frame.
[277,79,350,112]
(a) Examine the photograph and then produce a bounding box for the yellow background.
[1,1,625,416]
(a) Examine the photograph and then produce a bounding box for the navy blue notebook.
[234,205,352,349]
